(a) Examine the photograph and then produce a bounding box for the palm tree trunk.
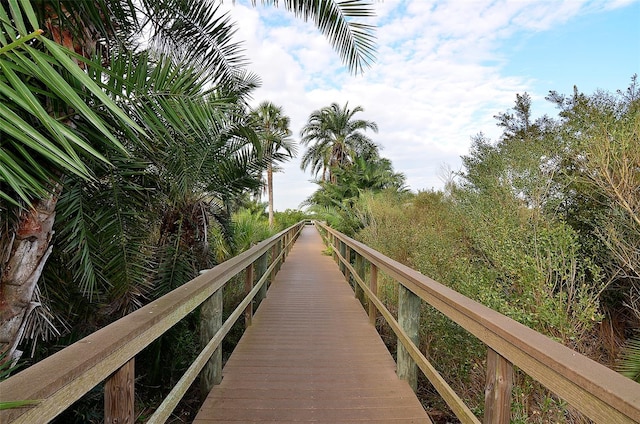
[267,162,275,228]
[0,186,60,363]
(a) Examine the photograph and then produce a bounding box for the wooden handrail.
[315,221,640,424]
[0,222,306,423]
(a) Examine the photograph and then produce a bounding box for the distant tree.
[300,102,379,182]
[303,154,405,235]
[249,102,297,228]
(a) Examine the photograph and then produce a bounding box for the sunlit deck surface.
[193,225,431,423]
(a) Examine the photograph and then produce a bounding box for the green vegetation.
[0,0,375,418]
[300,102,406,234]
[1,0,637,421]
[249,101,298,228]
[345,79,639,421]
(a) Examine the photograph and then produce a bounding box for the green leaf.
[7,0,26,35]
[17,0,39,32]
[40,37,147,140]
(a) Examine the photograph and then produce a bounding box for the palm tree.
[345,156,407,192]
[300,102,379,183]
[249,101,297,227]
[1,0,377,364]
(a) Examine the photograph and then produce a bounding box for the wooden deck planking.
[193,225,432,423]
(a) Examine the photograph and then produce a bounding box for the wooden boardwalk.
[193,225,432,423]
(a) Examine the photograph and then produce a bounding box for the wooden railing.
[315,221,640,424]
[0,222,306,424]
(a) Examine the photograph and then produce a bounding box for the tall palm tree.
[1,0,377,363]
[300,102,379,183]
[249,101,297,227]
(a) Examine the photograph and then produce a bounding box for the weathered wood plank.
[193,226,432,424]
[316,222,640,424]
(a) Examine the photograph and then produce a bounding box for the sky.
[218,0,640,211]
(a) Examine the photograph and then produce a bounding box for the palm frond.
[141,0,247,85]
[258,0,377,74]
[0,0,143,206]
[618,337,640,382]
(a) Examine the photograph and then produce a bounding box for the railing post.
[270,244,277,282]
[345,246,352,287]
[339,241,346,274]
[398,285,420,392]
[256,252,268,308]
[484,348,513,424]
[368,263,378,326]
[105,358,134,424]
[332,234,337,261]
[199,288,223,397]
[283,233,288,262]
[354,253,365,305]
[245,263,254,327]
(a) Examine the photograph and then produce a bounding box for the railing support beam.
[483,348,513,424]
[398,285,420,392]
[105,358,134,424]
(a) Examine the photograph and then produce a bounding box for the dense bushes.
[355,79,639,422]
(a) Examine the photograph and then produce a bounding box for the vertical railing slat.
[256,252,268,308]
[354,252,365,305]
[398,285,420,392]
[104,358,134,424]
[345,246,352,289]
[244,263,254,327]
[199,288,223,396]
[369,263,378,326]
[483,348,513,424]
[339,241,346,274]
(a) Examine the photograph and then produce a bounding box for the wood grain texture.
[256,252,268,307]
[193,226,432,423]
[398,286,421,392]
[0,223,305,423]
[104,359,134,424]
[483,348,513,424]
[317,222,640,424]
[200,289,223,395]
[244,264,254,328]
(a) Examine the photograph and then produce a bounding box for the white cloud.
[218,0,637,211]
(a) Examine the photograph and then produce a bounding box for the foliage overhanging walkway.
[193,225,431,423]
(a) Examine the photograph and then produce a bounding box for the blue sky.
[220,0,640,211]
